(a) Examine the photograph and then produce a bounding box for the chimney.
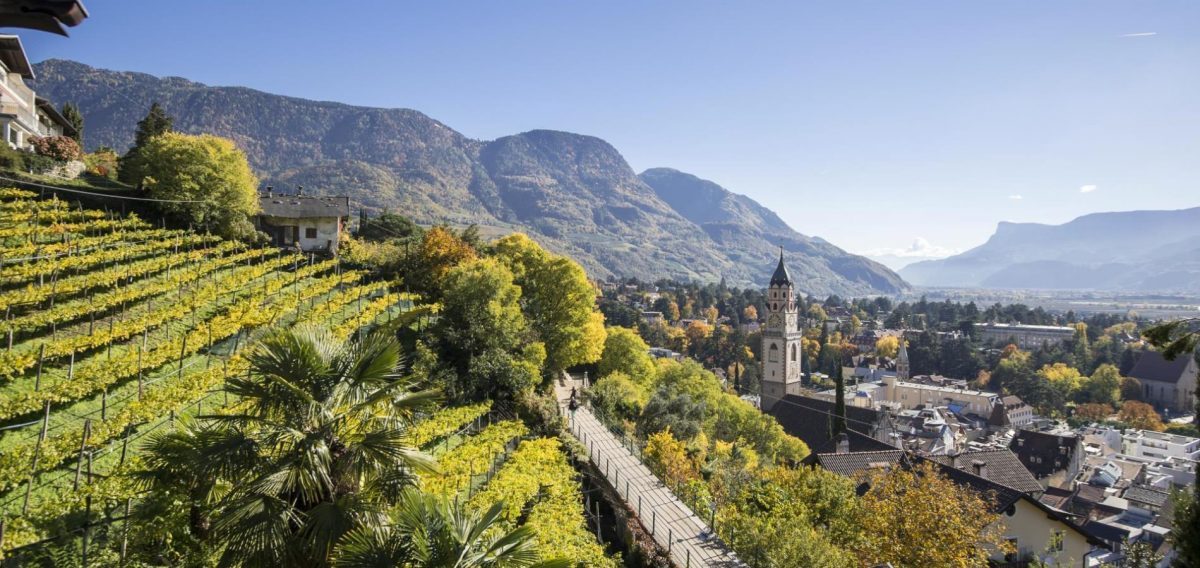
[296,185,304,196]
[971,459,987,479]
[266,185,273,198]
[836,432,850,454]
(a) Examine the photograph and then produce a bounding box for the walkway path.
[556,375,745,568]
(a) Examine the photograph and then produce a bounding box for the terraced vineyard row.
[0,188,415,553]
[414,411,616,566]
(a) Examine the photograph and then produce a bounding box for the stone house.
[255,190,350,254]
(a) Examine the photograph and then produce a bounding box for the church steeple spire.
[770,246,792,287]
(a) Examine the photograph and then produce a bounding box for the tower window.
[790,344,797,361]
[768,344,779,363]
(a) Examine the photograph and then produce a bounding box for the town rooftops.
[932,449,1044,495]
[812,449,905,479]
[768,394,890,454]
[258,193,350,219]
[0,35,33,79]
[1128,350,1194,385]
[1122,486,1170,509]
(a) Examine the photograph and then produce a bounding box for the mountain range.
[900,207,1200,293]
[30,59,906,296]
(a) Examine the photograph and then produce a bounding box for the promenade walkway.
[556,376,745,568]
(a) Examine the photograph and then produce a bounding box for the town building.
[255,189,350,254]
[992,395,1035,429]
[880,373,999,416]
[0,35,79,149]
[975,322,1076,349]
[1126,350,1198,413]
[1121,429,1200,463]
[760,250,803,412]
[1010,429,1084,490]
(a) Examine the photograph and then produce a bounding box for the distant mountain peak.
[901,207,1200,292]
[32,58,907,295]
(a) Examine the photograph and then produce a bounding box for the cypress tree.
[833,360,846,435]
[119,102,175,186]
[61,102,84,145]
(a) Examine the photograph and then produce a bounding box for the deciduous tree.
[138,132,260,239]
[1118,401,1164,432]
[875,335,899,359]
[852,461,1011,568]
[597,326,656,386]
[494,234,606,374]
[1082,364,1122,406]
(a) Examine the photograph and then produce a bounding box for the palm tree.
[135,327,439,567]
[333,490,568,568]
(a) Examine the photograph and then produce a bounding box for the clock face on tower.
[767,314,781,327]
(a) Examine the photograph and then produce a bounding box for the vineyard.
[0,188,617,566]
[415,412,617,567]
[0,189,413,555]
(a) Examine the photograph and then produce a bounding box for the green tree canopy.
[1082,364,1122,406]
[138,132,261,239]
[493,234,606,375]
[597,326,657,386]
[432,257,541,401]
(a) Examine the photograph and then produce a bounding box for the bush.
[29,136,81,161]
[0,144,26,171]
[84,148,119,180]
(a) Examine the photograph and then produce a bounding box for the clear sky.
[20,1,1200,259]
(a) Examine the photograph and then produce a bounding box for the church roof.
[770,249,792,286]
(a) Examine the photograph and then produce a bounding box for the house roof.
[35,97,77,137]
[258,194,350,219]
[1122,486,1170,509]
[0,35,33,79]
[813,449,906,479]
[1128,350,1194,385]
[769,249,791,286]
[932,449,1044,495]
[1081,520,1131,544]
[1009,429,1080,479]
[768,394,888,454]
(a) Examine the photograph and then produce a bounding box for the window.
[768,344,779,363]
[1051,531,1064,552]
[305,227,317,239]
[790,344,797,361]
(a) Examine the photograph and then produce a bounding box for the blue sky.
[20,1,1200,260]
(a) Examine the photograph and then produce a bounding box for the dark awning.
[0,1,89,36]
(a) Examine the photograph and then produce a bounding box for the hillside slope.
[900,207,1200,292]
[32,59,905,295]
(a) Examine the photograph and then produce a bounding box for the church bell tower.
[761,248,803,412]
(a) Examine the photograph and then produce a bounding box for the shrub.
[29,136,81,161]
[84,148,119,180]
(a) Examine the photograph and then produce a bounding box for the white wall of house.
[1122,430,1200,462]
[990,498,1101,567]
[261,215,342,253]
